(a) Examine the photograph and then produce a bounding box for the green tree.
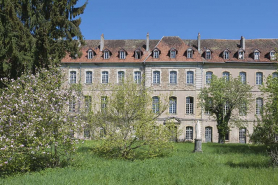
[199,75,253,143]
[86,78,175,159]
[0,0,87,86]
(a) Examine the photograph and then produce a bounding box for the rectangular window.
[153,50,159,58]
[223,72,230,81]
[119,51,126,59]
[187,71,194,84]
[104,51,110,59]
[256,98,263,115]
[270,52,276,60]
[118,71,125,83]
[69,71,76,84]
[238,51,244,59]
[101,96,107,112]
[224,51,229,59]
[224,102,229,115]
[69,97,76,112]
[86,71,92,84]
[169,71,177,84]
[254,52,259,60]
[239,72,246,84]
[102,71,109,84]
[170,50,176,58]
[135,50,141,59]
[88,50,93,59]
[186,127,193,140]
[169,97,177,114]
[205,98,212,115]
[152,96,160,113]
[256,72,263,85]
[186,97,194,114]
[134,71,141,84]
[187,50,193,58]
[206,71,213,84]
[84,96,92,112]
[239,102,246,116]
[206,51,211,59]
[153,71,160,84]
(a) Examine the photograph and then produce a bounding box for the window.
[238,50,244,59]
[187,71,194,84]
[256,72,263,85]
[153,71,160,84]
[239,102,247,116]
[103,50,110,59]
[205,50,211,59]
[102,71,109,84]
[88,50,93,59]
[223,71,230,81]
[86,71,92,84]
[152,96,160,113]
[135,50,141,59]
[119,50,126,59]
[273,72,278,78]
[187,49,193,58]
[225,131,229,141]
[206,71,213,84]
[118,71,125,83]
[169,71,177,84]
[134,71,141,84]
[153,49,159,58]
[101,96,107,112]
[270,51,276,60]
[254,50,260,60]
[205,98,212,115]
[69,97,75,112]
[169,97,177,114]
[223,50,229,59]
[186,97,194,114]
[239,72,246,84]
[84,96,92,112]
[256,98,263,115]
[170,49,176,58]
[186,127,193,140]
[69,71,76,84]
[224,102,229,115]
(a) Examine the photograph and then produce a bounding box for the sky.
[76,0,278,40]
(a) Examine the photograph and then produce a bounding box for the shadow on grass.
[226,160,270,168]
[76,146,93,153]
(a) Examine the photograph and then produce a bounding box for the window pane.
[239,72,246,84]
[70,71,76,84]
[206,71,213,84]
[223,72,230,81]
[134,71,141,84]
[256,72,263,85]
[186,97,194,114]
[186,127,193,140]
[102,71,108,83]
[169,97,177,114]
[69,97,75,112]
[170,50,176,58]
[153,71,160,84]
[152,96,160,113]
[118,71,125,83]
[85,96,92,112]
[256,98,263,115]
[86,71,92,83]
[187,71,194,84]
[170,71,177,84]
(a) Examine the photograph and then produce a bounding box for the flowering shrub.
[0,68,83,175]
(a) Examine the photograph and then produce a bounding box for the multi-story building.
[61,33,278,143]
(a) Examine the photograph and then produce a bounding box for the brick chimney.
[146,33,149,51]
[100,33,104,51]
[240,36,245,50]
[197,33,201,53]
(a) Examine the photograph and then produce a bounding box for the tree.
[199,75,253,143]
[0,0,87,86]
[0,67,83,175]
[86,78,175,159]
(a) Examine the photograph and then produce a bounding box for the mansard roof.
[61,36,278,63]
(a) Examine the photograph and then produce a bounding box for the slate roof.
[61,36,278,63]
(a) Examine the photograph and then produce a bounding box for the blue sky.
[77,0,278,40]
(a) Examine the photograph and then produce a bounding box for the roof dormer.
[205,49,212,60]
[223,49,231,60]
[186,48,194,58]
[169,48,177,58]
[103,49,111,59]
[87,49,95,59]
[134,49,142,59]
[118,48,127,59]
[270,50,276,60]
[253,49,260,60]
[153,48,161,59]
[238,48,245,59]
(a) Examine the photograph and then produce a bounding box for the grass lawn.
[1,141,278,185]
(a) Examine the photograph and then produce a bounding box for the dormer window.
[119,50,126,59]
[238,49,244,59]
[88,49,94,59]
[254,50,260,60]
[223,49,230,59]
[187,48,193,58]
[134,49,142,59]
[270,50,276,60]
[205,49,211,60]
[103,49,110,59]
[153,49,160,58]
[170,48,177,58]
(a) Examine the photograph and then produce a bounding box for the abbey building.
[61,33,278,143]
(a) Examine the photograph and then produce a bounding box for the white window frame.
[117,71,125,83]
[119,51,126,59]
[187,71,194,84]
[169,97,177,114]
[206,50,211,60]
[85,71,93,84]
[135,50,141,59]
[134,71,141,84]
[186,126,193,140]
[169,71,177,84]
[239,72,246,84]
[69,97,76,112]
[69,70,77,84]
[270,51,276,60]
[187,49,193,58]
[239,102,247,116]
[186,97,194,114]
[223,71,230,81]
[152,96,160,113]
[256,98,263,115]
[170,49,176,58]
[256,72,263,85]
[103,50,110,59]
[88,50,93,59]
[101,96,107,112]
[206,71,213,84]
[238,51,244,59]
[254,51,260,60]
[153,71,161,84]
[224,50,229,59]
[153,49,159,58]
[101,71,109,84]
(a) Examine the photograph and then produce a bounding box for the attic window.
[170,49,177,58]
[205,50,211,60]
[88,49,94,59]
[187,49,193,58]
[119,50,126,59]
[254,50,260,60]
[223,50,229,59]
[103,50,110,59]
[270,50,276,60]
[153,49,160,58]
[238,50,244,59]
[135,50,141,59]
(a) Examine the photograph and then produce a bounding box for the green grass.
[1,142,278,185]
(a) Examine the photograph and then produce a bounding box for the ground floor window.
[186,126,193,140]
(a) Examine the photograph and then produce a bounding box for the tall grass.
[1,141,277,185]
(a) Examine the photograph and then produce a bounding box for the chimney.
[100,33,104,51]
[197,33,201,53]
[240,36,245,50]
[146,32,149,51]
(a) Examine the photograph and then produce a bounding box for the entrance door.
[205,127,212,143]
[239,128,246,144]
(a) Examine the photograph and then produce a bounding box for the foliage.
[0,67,84,176]
[199,75,253,143]
[0,0,87,86]
[86,78,175,159]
